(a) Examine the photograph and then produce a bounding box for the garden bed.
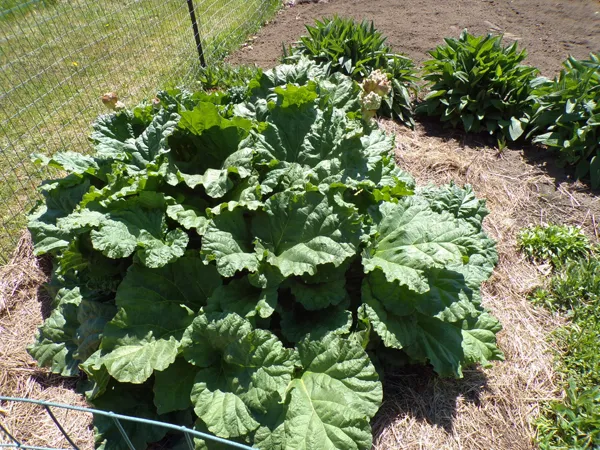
[2,0,600,448]
[228,0,600,75]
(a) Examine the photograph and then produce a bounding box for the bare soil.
[228,0,600,76]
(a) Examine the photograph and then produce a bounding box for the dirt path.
[228,0,600,76]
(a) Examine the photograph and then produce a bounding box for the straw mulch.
[0,234,93,448]
[1,122,599,449]
[373,120,600,450]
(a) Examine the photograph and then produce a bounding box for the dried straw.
[0,232,93,448]
[2,121,599,448]
[0,234,46,314]
[372,120,600,450]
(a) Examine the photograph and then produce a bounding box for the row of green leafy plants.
[26,31,505,450]
[518,224,600,449]
[280,17,600,188]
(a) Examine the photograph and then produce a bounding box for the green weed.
[517,224,591,266]
[528,53,600,188]
[536,382,600,450]
[519,224,600,449]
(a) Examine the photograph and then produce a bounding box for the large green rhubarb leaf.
[252,191,362,277]
[418,184,489,231]
[29,178,91,255]
[361,289,502,377]
[168,102,253,196]
[251,83,398,193]
[32,151,100,177]
[254,334,382,450]
[153,357,198,414]
[99,257,220,383]
[185,313,297,439]
[284,262,350,311]
[363,197,481,293]
[201,207,260,277]
[88,202,189,268]
[181,312,252,368]
[248,58,329,100]
[359,301,465,377]
[459,313,504,367]
[27,288,82,377]
[91,112,135,161]
[206,276,278,319]
[251,83,320,166]
[362,267,478,322]
[129,109,179,168]
[74,298,117,361]
[279,304,353,343]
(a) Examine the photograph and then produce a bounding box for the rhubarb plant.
[28,60,502,450]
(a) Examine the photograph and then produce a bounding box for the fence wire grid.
[0,396,254,449]
[0,0,280,263]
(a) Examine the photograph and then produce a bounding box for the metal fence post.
[186,0,207,67]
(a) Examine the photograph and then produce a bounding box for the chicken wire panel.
[0,0,278,263]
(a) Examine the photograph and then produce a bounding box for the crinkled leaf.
[79,350,110,401]
[74,299,117,361]
[363,268,477,322]
[99,257,220,383]
[360,301,466,377]
[189,318,297,439]
[459,313,504,367]
[182,312,252,368]
[166,203,209,233]
[29,178,91,255]
[170,103,252,195]
[279,304,352,343]
[27,288,82,376]
[256,335,382,450]
[286,276,347,311]
[418,183,489,231]
[90,112,135,160]
[89,204,189,268]
[363,197,479,293]
[33,151,99,176]
[201,207,259,277]
[99,337,180,384]
[206,277,278,319]
[252,191,361,277]
[129,109,179,168]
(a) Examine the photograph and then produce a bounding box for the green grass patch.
[518,223,591,267]
[520,224,600,449]
[0,0,278,262]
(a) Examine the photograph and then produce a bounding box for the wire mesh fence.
[0,396,254,449]
[0,0,279,263]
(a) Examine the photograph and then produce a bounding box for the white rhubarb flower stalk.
[359,70,391,120]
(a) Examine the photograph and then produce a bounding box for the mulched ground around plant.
[372,119,600,449]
